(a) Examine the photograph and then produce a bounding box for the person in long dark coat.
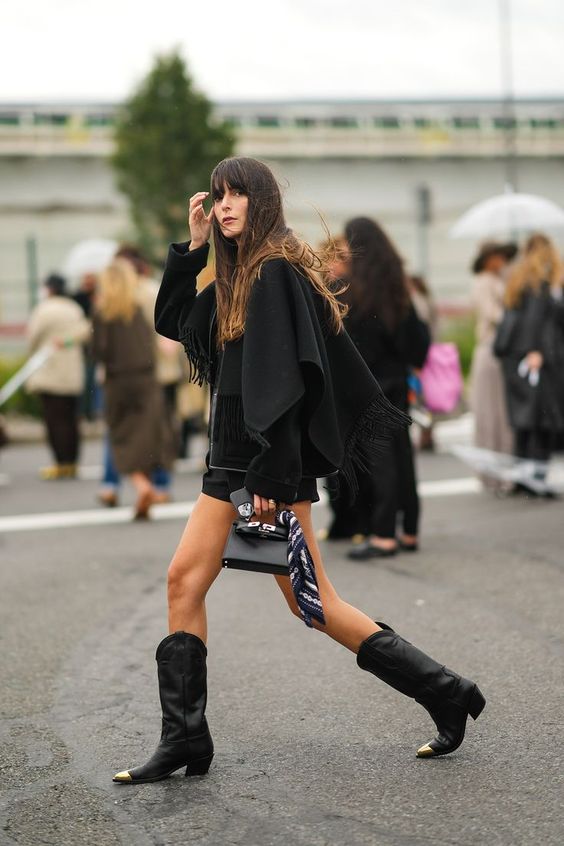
[494,233,564,490]
[91,259,174,518]
[341,218,430,559]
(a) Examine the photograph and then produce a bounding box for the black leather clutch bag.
[222,488,289,576]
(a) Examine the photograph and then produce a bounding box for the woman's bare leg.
[167,493,236,641]
[275,501,381,652]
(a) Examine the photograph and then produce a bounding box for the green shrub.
[0,357,42,417]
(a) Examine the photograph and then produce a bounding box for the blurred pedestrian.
[26,273,90,479]
[469,242,518,482]
[318,236,369,539]
[96,245,181,507]
[494,234,564,493]
[112,156,484,785]
[408,274,439,451]
[72,271,101,420]
[342,218,430,559]
[91,259,174,519]
[177,361,208,459]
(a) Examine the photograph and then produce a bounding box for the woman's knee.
[167,556,214,605]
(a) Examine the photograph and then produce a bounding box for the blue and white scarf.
[278,510,326,628]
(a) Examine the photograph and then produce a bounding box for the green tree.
[112,51,235,260]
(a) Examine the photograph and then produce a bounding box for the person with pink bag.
[341,218,431,560]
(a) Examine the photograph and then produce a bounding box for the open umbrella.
[450,192,564,239]
[61,238,118,281]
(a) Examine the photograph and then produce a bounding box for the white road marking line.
[0,477,481,535]
[0,501,194,534]
[419,477,482,497]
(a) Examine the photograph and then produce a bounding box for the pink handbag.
[419,342,463,414]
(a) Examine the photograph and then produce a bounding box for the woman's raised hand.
[188,192,214,251]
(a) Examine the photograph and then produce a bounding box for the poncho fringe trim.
[340,393,411,500]
[180,328,410,499]
[215,394,270,450]
[179,327,212,387]
[179,333,270,448]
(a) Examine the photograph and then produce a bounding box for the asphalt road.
[1,438,563,846]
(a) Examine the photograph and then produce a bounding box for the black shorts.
[201,466,319,504]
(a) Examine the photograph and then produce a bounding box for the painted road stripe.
[419,477,481,497]
[0,501,194,533]
[0,477,481,534]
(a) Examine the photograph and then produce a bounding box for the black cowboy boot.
[113,631,214,783]
[357,623,485,758]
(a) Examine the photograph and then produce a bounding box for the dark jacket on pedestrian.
[494,284,564,433]
[344,305,431,412]
[155,242,409,503]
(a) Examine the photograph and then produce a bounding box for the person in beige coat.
[26,274,91,479]
[469,242,517,483]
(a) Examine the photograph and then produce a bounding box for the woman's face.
[484,253,506,275]
[328,247,351,282]
[213,184,248,241]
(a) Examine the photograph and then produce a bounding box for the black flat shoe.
[347,541,397,561]
[398,539,419,552]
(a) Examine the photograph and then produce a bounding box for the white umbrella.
[61,238,118,281]
[450,192,564,239]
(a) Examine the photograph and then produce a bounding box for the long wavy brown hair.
[505,233,563,308]
[343,217,410,330]
[210,157,345,345]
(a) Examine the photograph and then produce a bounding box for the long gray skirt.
[470,344,513,454]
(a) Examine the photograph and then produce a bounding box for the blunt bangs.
[211,158,251,199]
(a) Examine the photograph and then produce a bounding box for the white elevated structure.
[1,98,564,327]
[1,98,564,158]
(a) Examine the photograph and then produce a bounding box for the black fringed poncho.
[155,242,409,503]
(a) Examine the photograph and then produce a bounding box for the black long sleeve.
[403,306,431,369]
[154,242,209,340]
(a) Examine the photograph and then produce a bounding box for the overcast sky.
[2,0,564,102]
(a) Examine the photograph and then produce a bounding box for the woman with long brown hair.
[112,157,485,785]
[341,217,431,558]
[495,233,564,491]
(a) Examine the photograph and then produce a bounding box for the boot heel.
[468,686,486,720]
[185,755,213,777]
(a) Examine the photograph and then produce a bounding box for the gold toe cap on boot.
[416,743,436,758]
[112,770,133,783]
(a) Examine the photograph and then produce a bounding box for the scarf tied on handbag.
[278,510,325,628]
